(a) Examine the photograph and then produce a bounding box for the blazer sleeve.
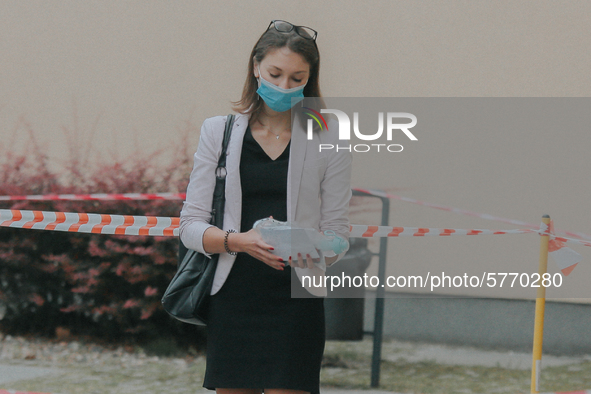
[179,116,226,257]
[318,124,353,264]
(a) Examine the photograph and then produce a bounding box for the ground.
[1,334,591,394]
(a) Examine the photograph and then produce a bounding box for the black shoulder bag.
[161,114,235,325]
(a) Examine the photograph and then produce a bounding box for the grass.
[4,337,591,394]
[4,357,208,394]
[321,338,591,393]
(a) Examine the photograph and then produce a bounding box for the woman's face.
[254,46,310,90]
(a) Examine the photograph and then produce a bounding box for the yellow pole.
[531,215,551,393]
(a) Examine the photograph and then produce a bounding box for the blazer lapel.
[225,114,248,231]
[288,114,306,221]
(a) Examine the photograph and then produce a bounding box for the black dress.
[203,126,325,393]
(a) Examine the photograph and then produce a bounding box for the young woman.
[179,20,352,394]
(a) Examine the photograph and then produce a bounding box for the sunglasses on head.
[267,20,318,41]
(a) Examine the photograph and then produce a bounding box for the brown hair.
[232,25,324,123]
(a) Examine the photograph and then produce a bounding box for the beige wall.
[1,0,590,299]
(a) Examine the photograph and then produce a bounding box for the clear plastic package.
[253,217,349,269]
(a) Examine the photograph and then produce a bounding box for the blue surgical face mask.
[256,70,307,112]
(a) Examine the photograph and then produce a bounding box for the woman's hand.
[228,228,286,271]
[288,250,320,269]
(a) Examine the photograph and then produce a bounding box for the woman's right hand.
[229,228,286,271]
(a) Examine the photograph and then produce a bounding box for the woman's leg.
[216,389,262,394]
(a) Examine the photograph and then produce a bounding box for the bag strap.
[210,114,235,228]
[216,114,234,170]
[178,114,236,263]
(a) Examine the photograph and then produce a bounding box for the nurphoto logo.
[306,109,418,153]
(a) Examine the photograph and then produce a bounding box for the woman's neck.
[255,107,292,132]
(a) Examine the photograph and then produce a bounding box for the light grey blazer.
[179,113,352,296]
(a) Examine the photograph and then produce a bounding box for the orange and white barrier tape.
[0,209,178,237]
[1,208,588,245]
[1,209,587,275]
[349,222,586,276]
[349,224,536,238]
[544,220,583,276]
[353,188,591,241]
[350,223,591,249]
[547,233,591,249]
[0,192,185,201]
[3,189,590,241]
[0,210,535,239]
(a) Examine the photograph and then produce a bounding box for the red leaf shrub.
[0,127,207,348]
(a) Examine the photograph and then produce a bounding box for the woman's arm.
[179,117,221,256]
[319,133,353,266]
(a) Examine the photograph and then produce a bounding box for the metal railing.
[352,188,389,387]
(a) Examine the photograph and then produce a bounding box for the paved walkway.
[0,364,403,393]
[0,364,60,385]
